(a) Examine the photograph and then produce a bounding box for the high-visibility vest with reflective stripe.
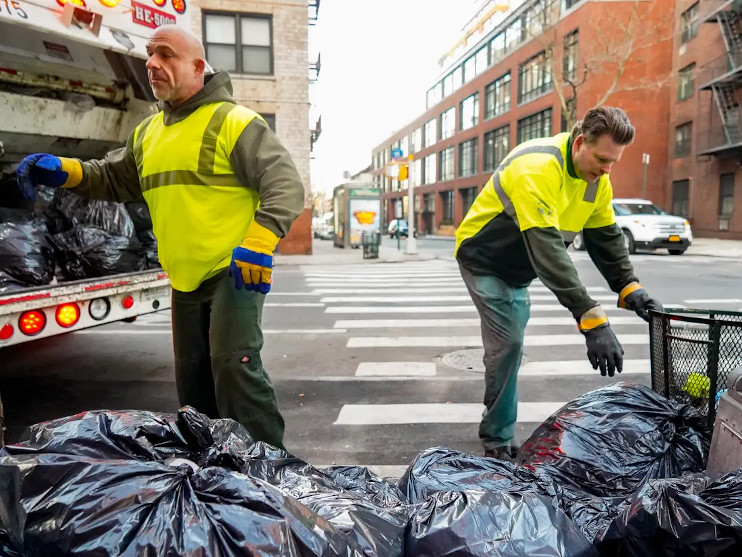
[132,102,260,292]
[455,133,616,258]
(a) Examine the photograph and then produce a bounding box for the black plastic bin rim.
[649,308,742,327]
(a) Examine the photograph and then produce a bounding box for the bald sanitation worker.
[15,25,304,451]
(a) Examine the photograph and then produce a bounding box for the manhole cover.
[442,349,485,373]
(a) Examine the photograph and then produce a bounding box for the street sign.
[391,148,404,160]
[386,164,400,178]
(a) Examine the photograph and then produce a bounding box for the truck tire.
[622,229,636,254]
[668,248,686,255]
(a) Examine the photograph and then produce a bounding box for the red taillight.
[98,0,121,6]
[153,0,166,5]
[0,323,13,340]
[121,296,135,310]
[56,0,87,6]
[19,311,46,336]
[172,0,186,14]
[56,303,81,328]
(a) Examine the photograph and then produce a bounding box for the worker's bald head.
[145,25,208,106]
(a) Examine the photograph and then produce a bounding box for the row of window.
[671,174,735,220]
[427,0,585,109]
[375,108,552,190]
[203,12,274,75]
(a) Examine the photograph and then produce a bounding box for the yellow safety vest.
[455,133,616,274]
[132,102,261,292]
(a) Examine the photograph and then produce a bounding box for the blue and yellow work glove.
[229,221,279,294]
[16,153,82,201]
[578,306,624,377]
[618,281,663,322]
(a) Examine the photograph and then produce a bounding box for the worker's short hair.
[570,106,635,146]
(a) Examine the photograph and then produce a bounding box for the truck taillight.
[172,0,186,14]
[56,0,87,6]
[0,323,13,340]
[56,303,81,328]
[19,311,46,336]
[98,0,121,6]
[122,295,135,310]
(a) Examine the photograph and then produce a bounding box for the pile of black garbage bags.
[0,182,159,293]
[1,383,741,556]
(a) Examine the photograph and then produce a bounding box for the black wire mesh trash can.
[650,308,742,429]
[362,231,380,259]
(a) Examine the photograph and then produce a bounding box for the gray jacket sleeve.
[74,132,142,203]
[582,224,638,293]
[522,226,599,320]
[230,118,305,237]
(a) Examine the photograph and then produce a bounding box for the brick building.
[191,0,319,253]
[372,0,680,237]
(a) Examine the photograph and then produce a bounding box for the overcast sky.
[309,0,477,196]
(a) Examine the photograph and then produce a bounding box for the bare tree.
[526,0,674,129]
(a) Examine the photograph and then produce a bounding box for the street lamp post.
[406,154,417,255]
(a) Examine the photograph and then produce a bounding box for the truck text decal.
[0,0,28,19]
[131,0,174,29]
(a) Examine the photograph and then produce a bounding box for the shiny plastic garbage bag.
[597,470,742,556]
[405,489,597,557]
[0,209,55,291]
[54,189,135,238]
[517,383,710,497]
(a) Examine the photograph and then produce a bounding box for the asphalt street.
[3,237,742,475]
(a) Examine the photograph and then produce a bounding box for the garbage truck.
[0,0,191,349]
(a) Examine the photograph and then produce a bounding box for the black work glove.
[582,323,624,377]
[618,282,663,322]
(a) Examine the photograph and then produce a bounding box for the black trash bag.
[33,186,67,235]
[517,383,711,497]
[54,189,134,238]
[0,209,55,291]
[323,465,408,508]
[0,452,366,556]
[597,470,742,556]
[51,225,145,279]
[405,489,597,557]
[124,201,161,269]
[398,447,556,505]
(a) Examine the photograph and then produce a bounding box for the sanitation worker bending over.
[15,25,304,451]
[455,106,662,462]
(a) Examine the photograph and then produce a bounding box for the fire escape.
[309,0,321,153]
[699,1,742,155]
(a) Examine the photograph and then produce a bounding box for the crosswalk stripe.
[333,402,566,425]
[311,286,607,294]
[334,316,644,328]
[321,294,616,303]
[356,362,437,376]
[346,333,648,348]
[264,303,325,307]
[519,359,650,376]
[325,304,631,314]
[75,328,347,335]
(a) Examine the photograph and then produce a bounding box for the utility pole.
[406,154,417,255]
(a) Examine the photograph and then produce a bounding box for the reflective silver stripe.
[561,230,578,242]
[140,170,243,192]
[583,180,599,203]
[490,144,566,227]
[198,102,236,174]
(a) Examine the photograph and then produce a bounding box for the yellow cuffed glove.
[229,221,279,293]
[618,281,663,323]
[16,154,82,201]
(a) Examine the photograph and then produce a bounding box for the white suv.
[572,198,693,255]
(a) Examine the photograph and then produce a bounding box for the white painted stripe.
[312,286,607,294]
[321,294,616,303]
[683,298,742,304]
[346,334,648,348]
[519,359,650,376]
[264,303,325,307]
[356,362,436,376]
[278,375,482,382]
[304,272,463,277]
[334,402,565,425]
[76,328,347,335]
[325,304,631,314]
[335,316,644,329]
[267,292,321,296]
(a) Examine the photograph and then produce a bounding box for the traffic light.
[398,165,408,181]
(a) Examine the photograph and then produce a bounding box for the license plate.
[669,235,680,242]
[141,286,170,302]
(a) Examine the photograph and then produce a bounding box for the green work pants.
[460,265,531,450]
[171,270,285,450]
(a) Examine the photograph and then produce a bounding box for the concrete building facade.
[371,0,681,236]
[191,0,318,253]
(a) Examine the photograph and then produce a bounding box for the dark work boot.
[484,445,519,463]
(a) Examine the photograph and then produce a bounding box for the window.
[672,180,690,217]
[440,107,456,139]
[517,108,552,143]
[563,30,579,83]
[426,82,442,109]
[507,17,524,50]
[464,56,477,82]
[424,118,437,147]
[441,190,455,223]
[443,73,454,97]
[458,138,478,177]
[411,128,422,152]
[720,173,735,217]
[675,122,692,157]
[519,51,552,104]
[484,125,510,172]
[424,153,437,184]
[261,113,276,131]
[460,187,478,213]
[460,92,480,131]
[424,193,436,213]
[204,13,273,75]
[400,135,409,157]
[526,1,546,36]
[485,72,511,119]
[439,147,454,181]
[451,66,463,90]
[489,33,506,67]
[413,159,422,187]
[678,63,695,101]
[681,3,699,44]
[565,0,584,9]
[475,46,489,76]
